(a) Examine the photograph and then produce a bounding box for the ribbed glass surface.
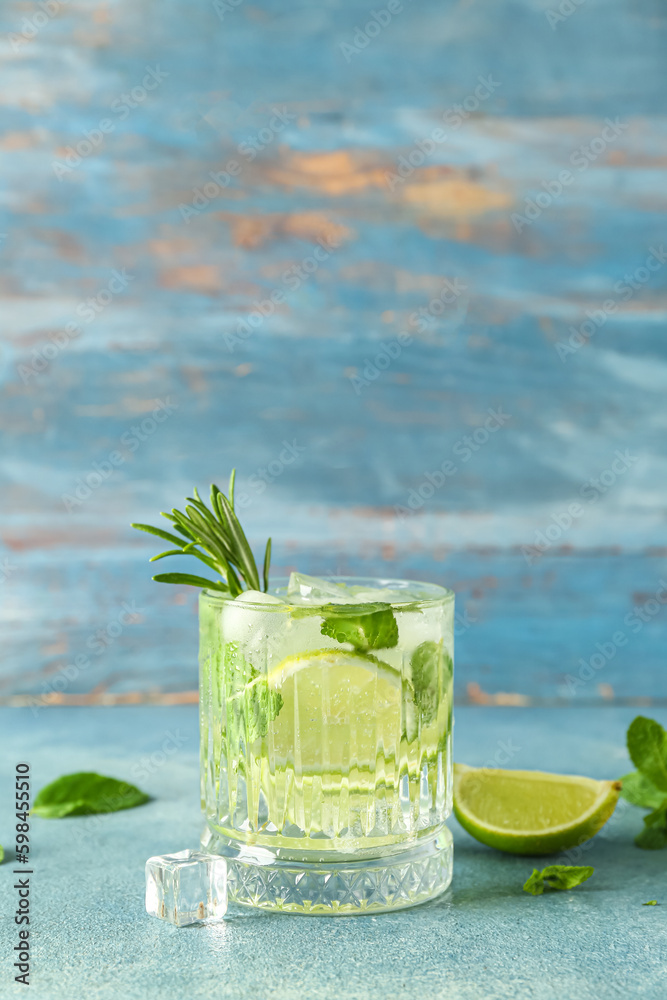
[200,578,453,858]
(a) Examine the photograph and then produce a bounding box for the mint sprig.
[132,471,271,596]
[619,770,666,811]
[627,716,667,791]
[523,865,594,896]
[635,802,667,850]
[319,603,398,652]
[621,716,667,850]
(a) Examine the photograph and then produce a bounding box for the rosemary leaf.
[186,496,221,533]
[263,538,272,594]
[181,544,222,574]
[217,494,260,591]
[226,562,244,597]
[132,472,271,594]
[229,469,236,510]
[131,523,186,547]
[149,549,186,562]
[212,489,230,533]
[152,572,228,591]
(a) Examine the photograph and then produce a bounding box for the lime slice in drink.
[267,649,404,774]
[453,763,621,855]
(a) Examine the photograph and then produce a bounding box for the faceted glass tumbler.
[199,577,454,915]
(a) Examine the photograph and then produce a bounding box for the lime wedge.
[453,763,621,855]
[267,649,403,774]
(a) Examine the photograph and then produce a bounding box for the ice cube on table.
[286,572,352,604]
[145,850,228,926]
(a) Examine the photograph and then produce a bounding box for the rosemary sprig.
[131,471,269,595]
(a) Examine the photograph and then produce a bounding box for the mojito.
[199,574,454,911]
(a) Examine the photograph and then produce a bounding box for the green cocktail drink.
[133,478,454,914]
[199,574,454,913]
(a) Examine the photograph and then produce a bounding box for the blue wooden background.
[1,0,666,706]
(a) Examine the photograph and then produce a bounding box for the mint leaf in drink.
[246,679,284,743]
[634,799,667,850]
[620,771,666,810]
[523,865,594,895]
[320,603,398,652]
[224,642,283,746]
[627,716,667,791]
[0,844,4,863]
[643,900,659,905]
[32,773,150,818]
[410,641,452,724]
[224,640,255,696]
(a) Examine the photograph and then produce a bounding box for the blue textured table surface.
[2,705,665,1000]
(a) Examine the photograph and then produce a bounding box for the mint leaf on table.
[319,603,398,652]
[643,900,659,905]
[634,800,667,850]
[0,844,4,864]
[626,716,667,791]
[224,642,283,746]
[523,865,594,896]
[410,641,452,724]
[32,773,150,818]
[620,770,667,810]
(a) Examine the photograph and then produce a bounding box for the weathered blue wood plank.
[2,548,667,703]
[1,0,666,702]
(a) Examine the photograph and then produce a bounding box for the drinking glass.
[199,576,454,914]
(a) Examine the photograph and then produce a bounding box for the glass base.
[201,825,453,916]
